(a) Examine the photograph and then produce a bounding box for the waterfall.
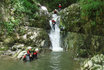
[49,14,63,52]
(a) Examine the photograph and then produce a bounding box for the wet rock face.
[3,36,15,45]
[0,1,51,57]
[15,27,51,50]
[0,26,51,56]
[60,3,104,36]
[11,44,24,51]
[20,27,51,48]
[62,32,104,58]
[81,54,104,70]
[60,3,81,32]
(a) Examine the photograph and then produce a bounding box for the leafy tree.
[0,0,39,34]
[80,0,104,25]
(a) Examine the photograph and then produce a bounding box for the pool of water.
[0,52,80,70]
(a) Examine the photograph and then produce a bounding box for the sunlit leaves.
[80,0,104,25]
[4,22,14,33]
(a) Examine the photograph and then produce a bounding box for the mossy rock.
[3,36,15,45]
[0,47,9,51]
[78,49,88,57]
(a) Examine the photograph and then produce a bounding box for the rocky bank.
[0,26,51,58]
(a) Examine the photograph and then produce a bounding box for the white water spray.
[40,6,49,15]
[49,14,63,52]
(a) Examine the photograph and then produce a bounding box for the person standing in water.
[32,48,39,60]
[23,47,32,62]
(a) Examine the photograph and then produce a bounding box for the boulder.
[81,54,104,70]
[3,36,15,45]
[12,44,25,51]
[17,50,26,59]
[60,3,80,31]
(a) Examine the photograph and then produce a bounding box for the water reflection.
[50,52,61,70]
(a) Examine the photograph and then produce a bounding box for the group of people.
[23,47,38,62]
[51,4,62,30]
[22,4,62,62]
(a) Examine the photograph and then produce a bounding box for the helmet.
[59,4,61,6]
[54,9,57,14]
[58,4,62,8]
[35,48,39,52]
[52,20,55,22]
[27,46,32,49]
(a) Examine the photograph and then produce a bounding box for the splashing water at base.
[49,14,63,52]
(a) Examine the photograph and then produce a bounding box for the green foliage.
[19,27,27,35]
[0,18,20,34]
[11,0,38,14]
[91,21,96,26]
[36,30,48,40]
[80,0,104,25]
[0,0,39,34]
[4,22,14,33]
[0,47,9,51]
[78,49,88,57]
[29,13,50,29]
[59,17,65,30]
[0,22,14,34]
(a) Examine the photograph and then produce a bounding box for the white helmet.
[27,46,32,49]
[35,48,39,51]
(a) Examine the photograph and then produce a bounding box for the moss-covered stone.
[62,32,104,57]
[3,36,15,46]
[60,3,81,32]
[81,54,104,70]
[60,3,104,36]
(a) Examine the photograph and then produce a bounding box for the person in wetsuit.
[52,20,56,30]
[23,47,32,62]
[58,4,62,11]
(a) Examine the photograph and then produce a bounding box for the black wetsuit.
[52,22,56,30]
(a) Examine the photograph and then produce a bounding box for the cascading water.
[49,14,63,52]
